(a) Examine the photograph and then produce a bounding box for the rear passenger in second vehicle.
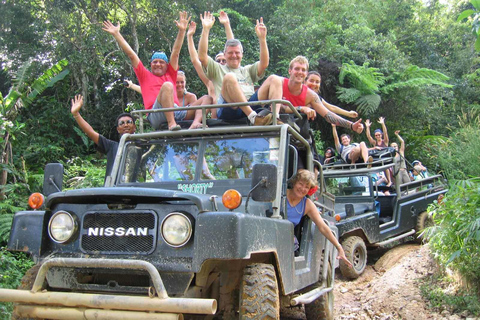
[332,124,373,167]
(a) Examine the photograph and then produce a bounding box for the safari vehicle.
[0,101,338,320]
[322,156,447,279]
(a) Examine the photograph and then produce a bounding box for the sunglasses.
[118,119,133,126]
[216,59,227,63]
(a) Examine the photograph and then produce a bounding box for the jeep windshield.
[116,134,280,193]
[325,175,372,197]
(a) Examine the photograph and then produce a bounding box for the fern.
[0,214,13,244]
[336,87,363,104]
[338,61,385,94]
[355,94,382,115]
[382,65,453,93]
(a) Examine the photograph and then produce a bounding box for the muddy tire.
[340,236,367,279]
[304,258,334,320]
[239,263,280,320]
[12,264,45,320]
[415,211,433,243]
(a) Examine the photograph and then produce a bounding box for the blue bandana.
[151,52,168,63]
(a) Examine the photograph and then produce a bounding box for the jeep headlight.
[161,213,192,247]
[48,211,76,243]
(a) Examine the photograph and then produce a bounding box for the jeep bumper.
[0,258,216,319]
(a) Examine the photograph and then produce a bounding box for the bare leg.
[221,73,254,116]
[256,75,283,116]
[156,82,177,130]
[185,95,214,129]
[349,147,361,164]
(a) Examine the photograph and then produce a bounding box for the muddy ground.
[281,244,478,320]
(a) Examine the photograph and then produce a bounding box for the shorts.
[216,93,264,120]
[147,99,187,130]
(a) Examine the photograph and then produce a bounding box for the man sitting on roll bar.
[198,12,283,125]
[103,12,212,131]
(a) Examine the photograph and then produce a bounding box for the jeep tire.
[13,264,45,320]
[340,236,367,279]
[239,263,280,320]
[304,258,334,320]
[415,211,433,243]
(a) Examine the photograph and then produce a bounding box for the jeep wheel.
[13,264,46,320]
[304,258,334,320]
[415,211,433,243]
[340,236,367,279]
[239,263,280,320]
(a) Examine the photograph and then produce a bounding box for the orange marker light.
[222,189,242,210]
[334,214,341,222]
[28,193,45,209]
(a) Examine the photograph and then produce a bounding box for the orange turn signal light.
[222,189,242,210]
[334,214,341,222]
[28,193,45,209]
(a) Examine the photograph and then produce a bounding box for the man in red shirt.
[103,12,210,131]
[258,56,364,133]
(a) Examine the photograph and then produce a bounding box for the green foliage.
[63,156,107,190]
[430,122,480,180]
[420,274,480,316]
[425,177,480,293]
[0,249,34,319]
[458,0,480,51]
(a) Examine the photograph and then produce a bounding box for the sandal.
[169,124,181,131]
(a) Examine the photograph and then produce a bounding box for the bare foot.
[189,122,205,129]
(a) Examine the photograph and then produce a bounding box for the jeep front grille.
[81,211,157,254]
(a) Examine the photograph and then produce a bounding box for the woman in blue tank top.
[287,170,351,267]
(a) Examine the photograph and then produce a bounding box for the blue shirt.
[287,197,307,226]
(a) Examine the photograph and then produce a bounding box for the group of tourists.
[70,11,402,267]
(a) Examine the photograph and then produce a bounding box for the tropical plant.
[336,61,453,116]
[458,0,480,51]
[0,60,69,199]
[425,177,480,293]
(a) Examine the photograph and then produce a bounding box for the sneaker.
[253,113,273,126]
[367,156,373,169]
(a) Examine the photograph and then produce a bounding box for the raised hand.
[365,119,372,127]
[395,130,400,135]
[352,119,364,134]
[200,11,215,30]
[102,20,120,35]
[255,17,267,39]
[187,21,197,37]
[218,11,230,25]
[71,94,84,116]
[175,11,191,31]
[378,116,385,124]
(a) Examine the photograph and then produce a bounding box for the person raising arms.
[103,11,211,131]
[70,94,136,179]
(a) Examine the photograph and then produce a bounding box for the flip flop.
[169,124,181,131]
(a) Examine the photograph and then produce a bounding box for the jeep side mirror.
[43,163,64,196]
[250,164,277,202]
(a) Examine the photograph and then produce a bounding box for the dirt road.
[281,244,476,320]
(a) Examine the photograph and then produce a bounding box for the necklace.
[288,197,305,215]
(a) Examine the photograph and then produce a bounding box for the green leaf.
[458,9,475,22]
[475,36,480,51]
[472,0,480,11]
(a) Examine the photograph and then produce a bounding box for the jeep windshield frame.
[105,124,316,219]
